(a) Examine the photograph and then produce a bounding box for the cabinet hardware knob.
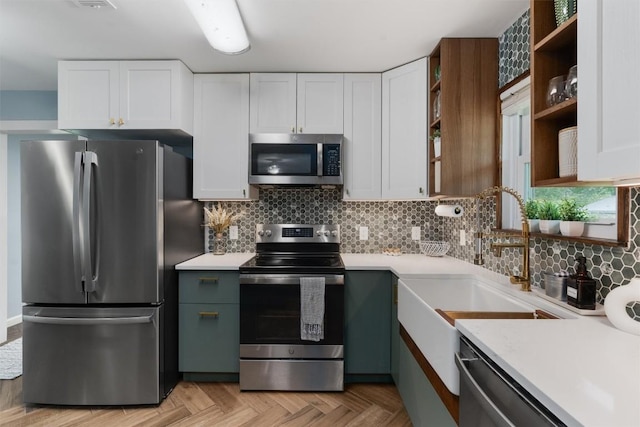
[109,118,115,125]
[243,189,246,197]
[345,189,350,196]
[299,127,303,133]
[199,277,219,283]
[291,126,295,133]
[199,311,219,318]
[419,187,424,194]
[118,118,125,126]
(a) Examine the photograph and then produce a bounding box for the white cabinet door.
[119,61,193,133]
[249,73,297,133]
[193,74,256,200]
[58,61,119,129]
[297,74,344,134]
[249,73,344,134]
[343,74,382,200]
[58,60,193,134]
[382,58,428,199]
[578,0,640,184]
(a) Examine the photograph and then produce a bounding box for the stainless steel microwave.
[248,134,343,186]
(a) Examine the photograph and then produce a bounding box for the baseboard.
[7,314,22,327]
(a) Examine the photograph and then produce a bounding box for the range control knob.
[316,230,323,236]
[257,230,264,236]
[331,230,338,237]
[264,230,272,237]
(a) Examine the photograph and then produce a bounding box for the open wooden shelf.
[531,0,578,187]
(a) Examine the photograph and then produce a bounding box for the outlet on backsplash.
[229,225,238,240]
[411,227,421,240]
[359,226,369,241]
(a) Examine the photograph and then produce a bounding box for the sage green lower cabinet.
[178,271,239,381]
[390,274,400,386]
[344,270,392,381]
[397,337,456,427]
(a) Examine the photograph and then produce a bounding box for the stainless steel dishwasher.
[455,336,566,427]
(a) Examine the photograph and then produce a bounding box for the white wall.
[0,134,7,342]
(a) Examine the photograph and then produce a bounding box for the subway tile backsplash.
[205,187,640,304]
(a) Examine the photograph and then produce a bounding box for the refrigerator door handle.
[72,152,85,293]
[82,151,101,293]
[23,314,154,326]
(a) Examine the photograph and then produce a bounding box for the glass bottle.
[566,256,596,309]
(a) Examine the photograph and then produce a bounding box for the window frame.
[498,73,630,247]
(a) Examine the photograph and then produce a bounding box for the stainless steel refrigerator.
[20,139,202,405]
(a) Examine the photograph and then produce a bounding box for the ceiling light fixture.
[183,0,250,55]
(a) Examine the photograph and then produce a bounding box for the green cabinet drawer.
[179,303,239,373]
[179,271,239,303]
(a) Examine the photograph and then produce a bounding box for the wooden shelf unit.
[428,38,498,197]
[531,1,578,186]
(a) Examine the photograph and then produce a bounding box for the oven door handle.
[455,352,515,427]
[239,274,344,285]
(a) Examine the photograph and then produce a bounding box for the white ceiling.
[0,0,528,91]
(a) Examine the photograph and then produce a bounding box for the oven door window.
[251,144,317,176]
[240,284,343,345]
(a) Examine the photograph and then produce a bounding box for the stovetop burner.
[239,224,344,275]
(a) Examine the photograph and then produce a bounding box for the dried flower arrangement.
[203,204,241,234]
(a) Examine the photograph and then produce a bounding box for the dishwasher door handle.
[455,352,515,427]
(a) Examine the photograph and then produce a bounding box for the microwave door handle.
[317,143,323,177]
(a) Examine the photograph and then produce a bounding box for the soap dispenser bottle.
[567,256,597,310]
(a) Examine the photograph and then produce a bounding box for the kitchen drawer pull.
[199,311,219,318]
[199,277,219,283]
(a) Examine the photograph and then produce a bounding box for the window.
[501,77,618,240]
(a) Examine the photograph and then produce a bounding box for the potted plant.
[204,204,241,255]
[538,200,561,234]
[430,129,441,157]
[524,199,541,232]
[558,198,589,237]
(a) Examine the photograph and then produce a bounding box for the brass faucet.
[475,186,531,292]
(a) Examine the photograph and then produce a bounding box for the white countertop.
[176,252,640,426]
[457,318,640,427]
[175,253,255,270]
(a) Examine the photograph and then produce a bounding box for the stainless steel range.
[239,224,345,391]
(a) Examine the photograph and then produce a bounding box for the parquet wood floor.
[0,326,412,426]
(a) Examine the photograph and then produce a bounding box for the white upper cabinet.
[296,74,344,134]
[58,60,193,134]
[343,74,382,200]
[578,0,640,184]
[193,74,257,200]
[381,58,428,199]
[250,73,343,134]
[249,73,297,133]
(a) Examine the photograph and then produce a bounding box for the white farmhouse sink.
[398,275,537,395]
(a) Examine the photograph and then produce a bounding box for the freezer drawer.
[23,306,162,405]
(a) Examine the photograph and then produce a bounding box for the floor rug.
[0,337,22,380]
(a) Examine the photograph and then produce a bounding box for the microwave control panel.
[323,144,341,176]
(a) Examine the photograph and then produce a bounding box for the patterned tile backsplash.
[202,7,639,310]
[205,187,640,305]
[498,8,530,87]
